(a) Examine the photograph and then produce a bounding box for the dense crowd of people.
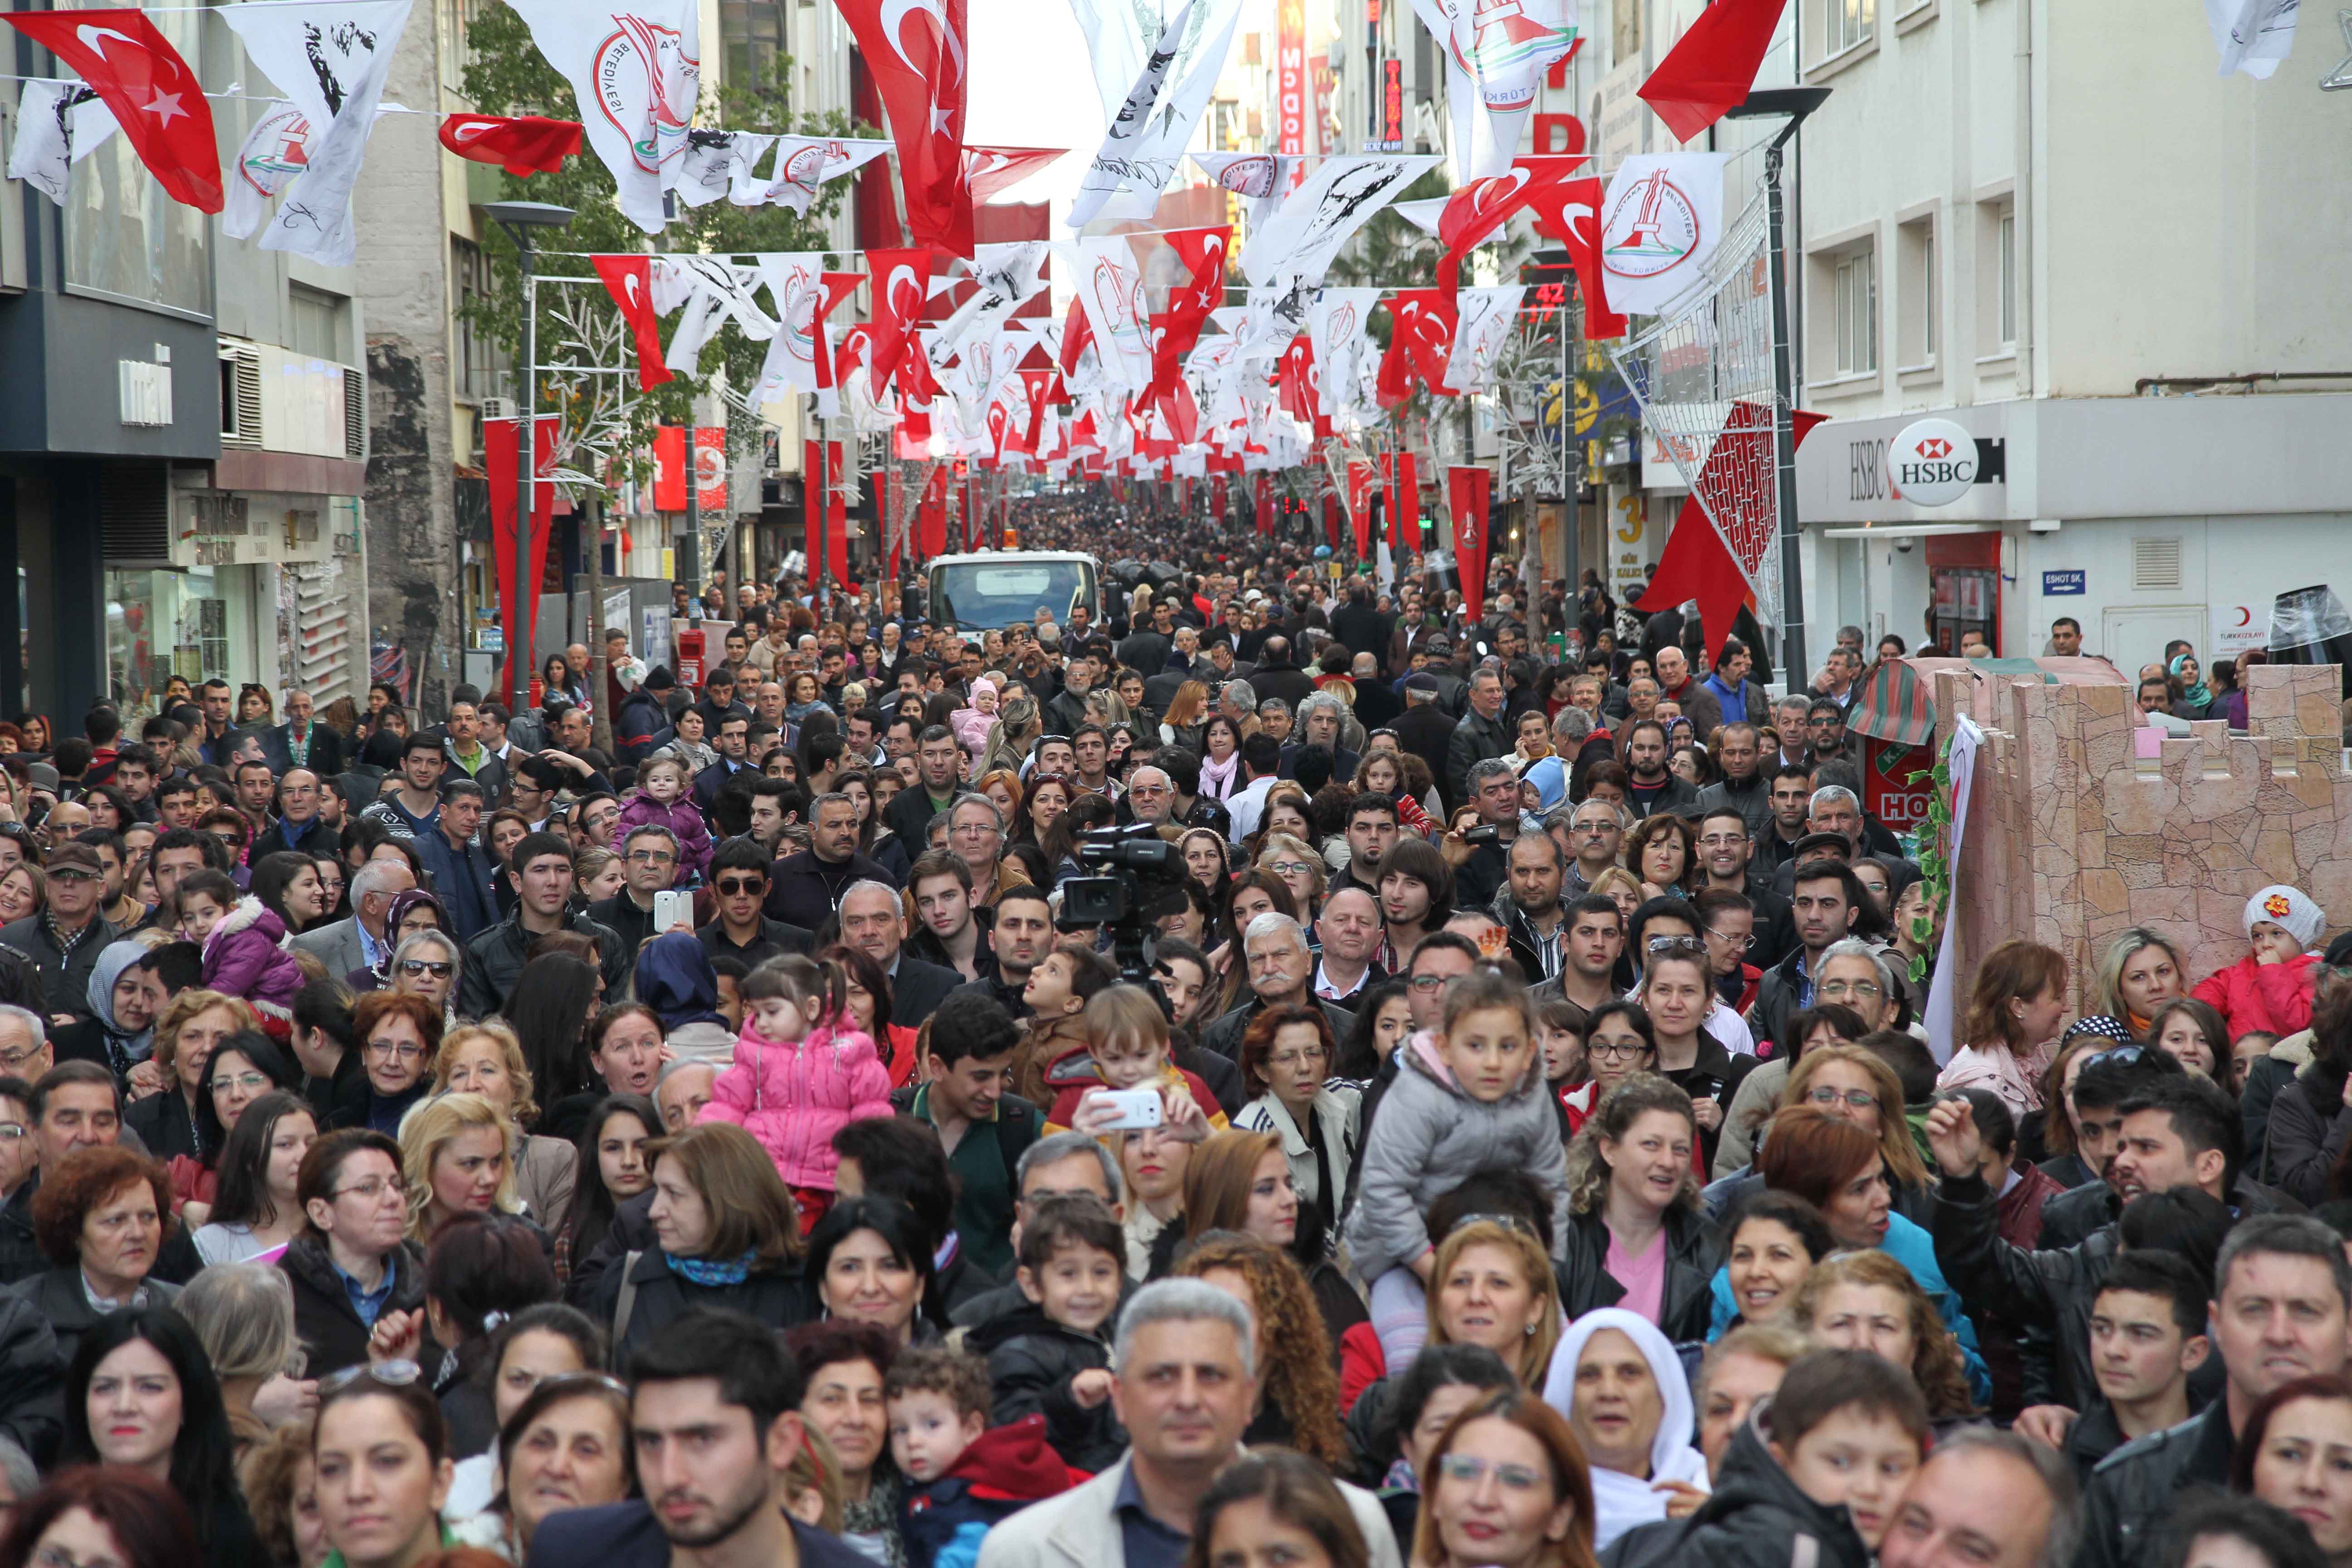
[0,494,2337,1568]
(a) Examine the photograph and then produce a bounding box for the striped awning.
[1848,658,1938,748]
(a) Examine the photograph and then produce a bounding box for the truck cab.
[925,551,1101,631]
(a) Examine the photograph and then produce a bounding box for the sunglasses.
[320,1358,421,1396]
[2078,1045,2146,1071]
[715,877,764,896]
[399,959,453,979]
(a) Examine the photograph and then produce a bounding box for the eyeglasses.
[1409,972,1454,991]
[1698,832,1748,848]
[46,869,98,882]
[212,1071,272,1095]
[399,959,454,980]
[0,1122,25,1143]
[1817,978,1883,1000]
[1267,1048,1327,1069]
[1589,1039,1650,1060]
[362,1039,426,1063]
[1705,926,1756,950]
[2079,1045,2147,1071]
[330,1174,407,1202]
[320,1358,421,1396]
[715,877,764,896]
[0,1044,41,1071]
[623,848,677,865]
[34,1548,124,1568]
[1268,861,1314,878]
[1437,1453,1546,1491]
[1807,1087,1879,1110]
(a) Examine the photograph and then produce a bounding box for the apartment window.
[1835,245,1877,375]
[451,239,507,405]
[1896,213,1937,368]
[1828,0,1876,53]
[1997,207,2017,345]
[289,285,348,363]
[438,0,485,95]
[723,0,789,95]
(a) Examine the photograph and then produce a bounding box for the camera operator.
[1447,758,1523,909]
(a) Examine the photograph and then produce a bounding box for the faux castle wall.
[1937,663,2351,1016]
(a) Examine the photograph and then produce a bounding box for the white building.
[1786,0,2352,672]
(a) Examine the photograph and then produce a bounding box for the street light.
[486,201,576,712]
[1723,87,1829,687]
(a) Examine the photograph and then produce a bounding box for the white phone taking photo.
[654,889,691,933]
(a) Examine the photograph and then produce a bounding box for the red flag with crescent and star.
[1145,225,1230,406]
[960,144,1065,202]
[438,114,583,176]
[1433,147,1584,318]
[1377,291,1455,406]
[1527,176,1627,339]
[863,248,936,397]
[4,8,221,211]
[591,255,675,391]
[832,0,973,255]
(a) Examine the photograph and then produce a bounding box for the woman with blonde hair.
[1423,1217,1561,1389]
[2092,927,2186,1037]
[1174,1230,1348,1470]
[1417,1387,1601,1568]
[1793,1248,1978,1430]
[175,1261,304,1461]
[976,695,1042,780]
[1256,831,1328,921]
[1782,1044,1930,1195]
[1588,865,1645,926]
[1558,1074,1718,1340]
[398,1091,520,1244]
[431,1021,578,1232]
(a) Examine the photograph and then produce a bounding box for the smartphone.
[653,889,691,933]
[1094,1088,1163,1131]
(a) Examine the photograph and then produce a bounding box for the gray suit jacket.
[975,1451,1402,1568]
[289,915,368,981]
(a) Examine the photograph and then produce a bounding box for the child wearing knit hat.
[2189,884,2329,1039]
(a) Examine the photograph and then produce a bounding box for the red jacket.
[2191,951,2320,1039]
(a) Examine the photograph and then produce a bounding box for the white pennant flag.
[1309,287,1382,420]
[219,1,413,266]
[933,242,1052,356]
[1597,152,1731,317]
[7,80,118,207]
[750,252,829,405]
[1391,197,1449,238]
[672,131,770,206]
[1072,237,1156,389]
[1240,156,1442,288]
[657,256,777,373]
[1068,0,1247,227]
[1189,152,1298,228]
[1444,285,1525,392]
[758,137,892,212]
[509,0,701,233]
[2205,0,2301,75]
[1408,0,1579,179]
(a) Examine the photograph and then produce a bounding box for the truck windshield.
[930,560,1094,628]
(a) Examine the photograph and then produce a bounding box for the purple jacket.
[616,793,714,885]
[201,897,305,1013]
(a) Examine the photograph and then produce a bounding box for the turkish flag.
[813,272,865,393]
[833,0,973,256]
[5,9,220,211]
[592,256,675,391]
[961,144,1065,202]
[485,416,558,706]
[1383,290,1455,402]
[1058,294,1096,379]
[1146,226,1230,404]
[1433,151,1584,316]
[1346,461,1375,556]
[438,114,583,176]
[864,248,936,397]
[1392,451,1421,548]
[1276,334,1318,426]
[1528,177,1627,339]
[1639,0,1792,142]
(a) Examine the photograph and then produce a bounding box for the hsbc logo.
[1886,416,1983,507]
[1916,436,1951,460]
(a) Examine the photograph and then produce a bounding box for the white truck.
[925,551,1102,632]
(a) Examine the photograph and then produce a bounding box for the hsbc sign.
[1887,417,1980,506]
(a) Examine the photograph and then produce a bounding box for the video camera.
[1057,822,1194,982]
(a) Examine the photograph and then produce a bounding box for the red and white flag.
[960,144,1065,202]
[864,248,937,397]
[751,252,833,405]
[832,0,972,255]
[439,113,583,175]
[508,0,701,233]
[1443,285,1525,394]
[1433,149,1583,312]
[1072,237,1154,390]
[1410,0,1578,178]
[1,9,220,211]
[1638,0,1790,142]
[1528,176,1627,338]
[1145,225,1229,404]
[591,255,675,391]
[1593,152,1730,317]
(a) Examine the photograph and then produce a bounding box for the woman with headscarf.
[2170,652,2215,720]
[1541,1307,1710,1551]
[634,930,737,1064]
[52,941,158,1079]
[346,888,449,993]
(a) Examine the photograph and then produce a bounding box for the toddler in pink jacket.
[615,753,712,885]
[698,955,891,1209]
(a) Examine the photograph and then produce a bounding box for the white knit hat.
[2245,884,2326,949]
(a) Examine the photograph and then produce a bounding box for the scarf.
[671,1248,758,1286]
[784,698,828,724]
[1200,751,1240,799]
[2170,654,2212,710]
[84,941,155,1073]
[1541,1309,1709,1549]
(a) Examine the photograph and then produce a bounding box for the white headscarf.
[1541,1308,1709,1548]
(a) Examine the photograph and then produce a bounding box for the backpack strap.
[613,1250,644,1350]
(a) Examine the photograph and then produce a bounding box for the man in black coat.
[1248,634,1315,715]
[766,793,892,931]
[260,689,344,777]
[1392,675,1454,801]
[690,713,756,817]
[1328,580,1392,674]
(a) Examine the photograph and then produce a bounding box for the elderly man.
[1652,645,1722,739]
[1447,758,1522,910]
[1563,797,1628,901]
[1123,765,1177,828]
[947,796,1021,908]
[1,845,112,1026]
[1200,913,1356,1059]
[1877,1430,2078,1568]
[262,687,343,776]
[838,879,960,1021]
[766,792,891,932]
[252,767,336,858]
[1279,692,1359,781]
[977,1280,1402,1568]
[1312,886,1386,1004]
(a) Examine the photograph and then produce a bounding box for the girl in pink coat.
[948,677,1000,755]
[614,753,713,885]
[698,954,891,1227]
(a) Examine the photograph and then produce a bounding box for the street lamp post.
[1724,88,1829,688]
[486,201,576,713]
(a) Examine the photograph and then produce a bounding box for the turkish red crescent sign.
[694,428,727,512]
[652,426,687,512]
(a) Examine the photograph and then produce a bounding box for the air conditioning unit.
[479,397,517,420]
[219,345,263,450]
